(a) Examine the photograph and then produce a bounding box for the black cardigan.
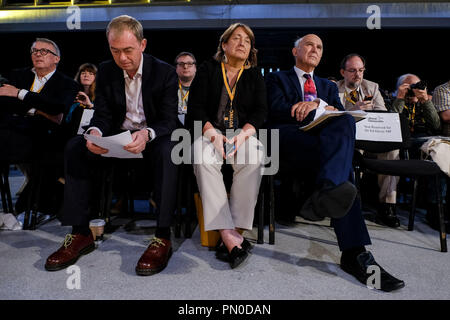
[186,59,268,132]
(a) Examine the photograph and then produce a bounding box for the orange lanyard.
[30,77,45,93]
[178,81,189,102]
[221,62,244,107]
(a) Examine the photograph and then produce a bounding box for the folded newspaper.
[300,110,367,131]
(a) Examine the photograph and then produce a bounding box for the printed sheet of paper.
[300,110,367,131]
[77,109,95,135]
[356,112,402,142]
[84,131,143,159]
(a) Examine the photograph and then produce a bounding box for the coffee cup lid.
[89,219,105,227]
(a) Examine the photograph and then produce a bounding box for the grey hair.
[32,38,61,57]
[294,37,303,48]
[396,73,418,90]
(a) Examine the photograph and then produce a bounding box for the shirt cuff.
[86,127,103,136]
[146,128,156,142]
[313,98,328,120]
[18,89,28,101]
[27,108,36,116]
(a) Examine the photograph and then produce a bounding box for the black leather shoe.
[377,203,400,228]
[300,181,357,221]
[340,251,405,292]
[215,238,253,262]
[229,246,249,269]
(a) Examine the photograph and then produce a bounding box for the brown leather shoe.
[45,233,95,271]
[135,237,172,276]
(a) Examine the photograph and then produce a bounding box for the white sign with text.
[356,112,402,142]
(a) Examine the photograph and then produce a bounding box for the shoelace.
[63,234,74,249]
[148,237,165,248]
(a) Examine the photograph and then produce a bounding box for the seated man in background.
[174,51,196,128]
[391,75,444,232]
[390,74,441,140]
[337,53,400,228]
[0,38,79,215]
[433,80,450,137]
[266,34,405,292]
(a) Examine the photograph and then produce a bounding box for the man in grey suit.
[337,53,400,228]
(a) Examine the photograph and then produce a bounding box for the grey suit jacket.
[337,79,386,111]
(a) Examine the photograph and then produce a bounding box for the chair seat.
[362,158,442,177]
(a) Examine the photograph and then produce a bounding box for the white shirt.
[293,66,328,120]
[18,68,56,115]
[89,54,155,140]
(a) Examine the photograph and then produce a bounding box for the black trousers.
[61,134,178,228]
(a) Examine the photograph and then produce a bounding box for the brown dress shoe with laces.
[135,237,172,276]
[45,233,95,271]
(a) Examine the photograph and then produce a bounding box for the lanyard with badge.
[178,80,189,113]
[221,62,243,129]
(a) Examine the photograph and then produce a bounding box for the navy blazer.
[265,68,344,128]
[90,53,178,137]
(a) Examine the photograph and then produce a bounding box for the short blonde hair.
[106,15,144,42]
[214,23,258,68]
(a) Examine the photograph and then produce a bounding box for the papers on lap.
[299,110,367,131]
[84,131,143,159]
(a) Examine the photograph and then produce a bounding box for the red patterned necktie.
[303,74,317,101]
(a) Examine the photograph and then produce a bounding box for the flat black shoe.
[340,251,405,292]
[229,246,249,269]
[215,238,253,262]
[300,181,357,221]
[376,203,400,228]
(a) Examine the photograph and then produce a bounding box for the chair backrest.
[355,111,411,153]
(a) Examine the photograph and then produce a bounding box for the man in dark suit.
[0,38,79,215]
[0,38,79,162]
[266,34,405,292]
[45,15,179,276]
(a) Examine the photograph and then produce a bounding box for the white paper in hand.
[84,131,143,159]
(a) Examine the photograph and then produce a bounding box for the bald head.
[292,34,323,73]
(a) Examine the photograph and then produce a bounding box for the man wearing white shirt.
[45,15,179,276]
[266,34,405,292]
[0,38,78,162]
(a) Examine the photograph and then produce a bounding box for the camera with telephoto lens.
[407,80,427,97]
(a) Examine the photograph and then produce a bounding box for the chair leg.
[174,166,183,238]
[30,166,45,230]
[257,176,265,244]
[435,175,447,252]
[408,178,418,231]
[269,175,275,245]
[0,166,7,212]
[184,172,194,238]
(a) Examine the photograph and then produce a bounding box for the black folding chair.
[354,111,447,252]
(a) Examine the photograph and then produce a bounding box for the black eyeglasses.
[30,48,58,57]
[176,62,195,68]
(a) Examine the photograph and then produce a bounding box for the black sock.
[72,225,91,236]
[155,227,171,240]
[342,246,366,263]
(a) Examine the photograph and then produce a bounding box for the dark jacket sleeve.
[186,60,214,130]
[147,61,178,138]
[266,71,300,125]
[88,61,113,135]
[4,68,79,116]
[244,68,268,130]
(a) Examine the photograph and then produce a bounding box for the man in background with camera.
[391,74,441,137]
[337,54,401,229]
